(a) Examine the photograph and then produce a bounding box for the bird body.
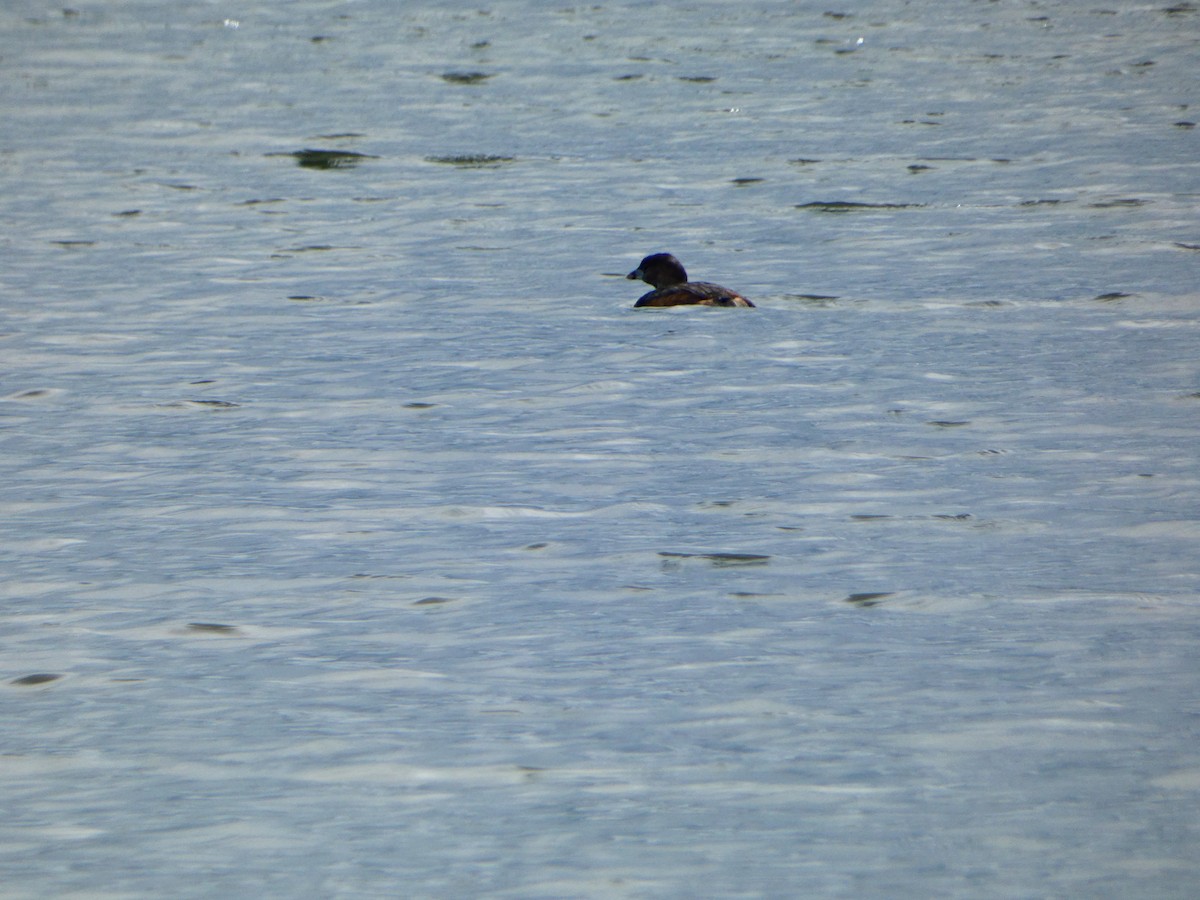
[626,253,754,308]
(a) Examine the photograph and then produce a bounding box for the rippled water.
[3,1,1198,896]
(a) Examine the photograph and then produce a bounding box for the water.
[2,1,1198,897]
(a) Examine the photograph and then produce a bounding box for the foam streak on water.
[2,2,1198,896]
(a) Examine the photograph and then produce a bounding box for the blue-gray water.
[2,1,1198,897]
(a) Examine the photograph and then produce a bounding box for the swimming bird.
[626,253,754,308]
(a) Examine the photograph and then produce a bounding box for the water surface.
[2,1,1198,896]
